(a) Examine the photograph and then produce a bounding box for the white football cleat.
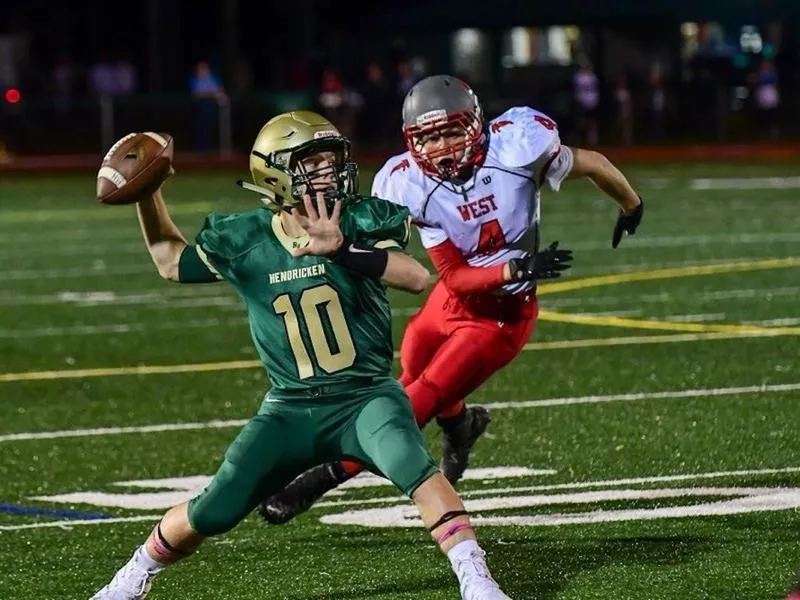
[452,548,513,600]
[89,552,156,600]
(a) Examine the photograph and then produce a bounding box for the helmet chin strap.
[237,179,284,212]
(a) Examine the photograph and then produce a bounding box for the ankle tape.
[150,522,192,562]
[429,510,468,532]
[436,522,474,545]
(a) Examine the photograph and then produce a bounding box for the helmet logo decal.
[415,109,447,125]
[313,130,339,139]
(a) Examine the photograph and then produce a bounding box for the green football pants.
[187,377,438,536]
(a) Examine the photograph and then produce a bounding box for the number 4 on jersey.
[477,219,506,254]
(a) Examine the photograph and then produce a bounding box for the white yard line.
[1,265,155,281]
[661,313,727,323]
[0,515,163,531]
[0,284,794,311]
[0,242,147,260]
[543,286,800,308]
[5,232,800,256]
[0,309,424,338]
[0,419,251,442]
[0,254,790,282]
[690,176,800,190]
[0,288,234,307]
[744,318,800,327]
[480,382,800,410]
[2,382,798,444]
[0,318,246,339]
[568,232,800,252]
[314,466,800,510]
[4,466,800,531]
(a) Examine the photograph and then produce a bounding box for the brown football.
[96,132,174,205]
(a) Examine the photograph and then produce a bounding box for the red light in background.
[5,89,21,104]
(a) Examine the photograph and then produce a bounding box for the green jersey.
[194,195,411,393]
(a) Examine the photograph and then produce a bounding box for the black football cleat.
[438,405,492,485]
[257,462,347,525]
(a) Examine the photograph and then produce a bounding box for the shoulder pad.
[195,209,268,261]
[487,106,561,169]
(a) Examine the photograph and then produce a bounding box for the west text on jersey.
[457,194,498,221]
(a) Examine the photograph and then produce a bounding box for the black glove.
[612,197,644,249]
[508,241,574,282]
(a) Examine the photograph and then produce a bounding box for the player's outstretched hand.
[612,197,644,248]
[508,241,574,282]
[291,192,344,257]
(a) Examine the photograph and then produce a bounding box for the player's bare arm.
[568,147,640,211]
[293,192,429,293]
[136,187,189,281]
[568,147,645,247]
[378,249,430,293]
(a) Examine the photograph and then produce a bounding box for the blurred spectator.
[692,66,719,140]
[88,54,116,96]
[190,61,226,152]
[648,62,667,140]
[190,61,225,100]
[319,68,346,113]
[613,74,633,146]
[51,54,80,117]
[318,68,362,138]
[396,60,417,98]
[752,59,780,140]
[229,55,254,98]
[88,54,136,96]
[409,55,428,80]
[573,61,599,145]
[359,62,394,146]
[286,57,311,90]
[114,56,137,95]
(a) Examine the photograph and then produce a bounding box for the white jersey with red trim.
[372,106,574,294]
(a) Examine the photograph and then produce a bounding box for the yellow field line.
[0,360,262,383]
[2,258,797,384]
[2,329,797,383]
[538,257,800,295]
[538,310,800,335]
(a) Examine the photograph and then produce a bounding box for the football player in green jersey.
[90,111,514,600]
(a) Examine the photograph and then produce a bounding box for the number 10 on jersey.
[273,284,357,379]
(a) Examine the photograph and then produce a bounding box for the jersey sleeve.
[346,196,412,250]
[193,212,239,282]
[530,141,574,192]
[177,245,222,283]
[490,106,574,192]
[415,222,448,249]
[370,160,393,200]
[427,239,506,295]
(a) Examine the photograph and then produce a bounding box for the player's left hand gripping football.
[612,197,644,248]
[292,192,344,257]
[508,241,574,282]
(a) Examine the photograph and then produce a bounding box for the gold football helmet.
[238,110,358,212]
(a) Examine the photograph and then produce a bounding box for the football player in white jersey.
[258,75,643,525]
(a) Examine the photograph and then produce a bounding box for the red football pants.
[341,280,538,477]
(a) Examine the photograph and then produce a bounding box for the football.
[96,132,174,205]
